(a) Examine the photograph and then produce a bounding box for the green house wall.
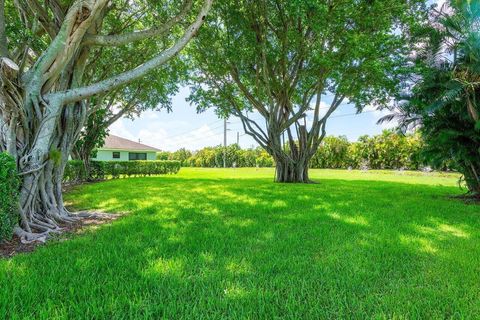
[92,149,157,161]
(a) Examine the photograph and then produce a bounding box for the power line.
[168,109,379,148]
[237,110,378,137]
[162,119,223,140]
[175,126,225,144]
[329,109,377,119]
[162,119,242,141]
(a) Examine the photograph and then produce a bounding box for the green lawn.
[1,168,480,319]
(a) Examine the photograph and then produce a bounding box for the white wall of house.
[92,149,157,161]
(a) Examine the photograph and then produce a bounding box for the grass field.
[1,168,479,319]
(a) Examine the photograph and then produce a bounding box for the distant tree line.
[157,145,274,168]
[159,130,426,170]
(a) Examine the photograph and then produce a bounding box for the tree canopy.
[188,0,429,182]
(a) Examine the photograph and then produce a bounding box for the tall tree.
[380,0,480,197]
[0,0,212,242]
[188,0,427,183]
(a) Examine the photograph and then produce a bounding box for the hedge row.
[64,160,181,183]
[0,152,20,242]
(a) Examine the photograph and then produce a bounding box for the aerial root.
[73,211,120,220]
[14,226,48,244]
[14,211,120,244]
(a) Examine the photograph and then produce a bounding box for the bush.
[310,136,350,169]
[0,153,20,242]
[309,131,424,170]
[64,160,180,183]
[64,160,87,183]
[346,132,423,170]
[255,150,274,167]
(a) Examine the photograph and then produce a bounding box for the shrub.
[168,148,192,166]
[255,150,274,167]
[64,160,180,183]
[156,151,171,160]
[310,136,350,169]
[309,131,424,170]
[0,152,20,242]
[64,160,86,183]
[346,132,423,170]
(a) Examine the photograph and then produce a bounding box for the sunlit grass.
[1,168,479,319]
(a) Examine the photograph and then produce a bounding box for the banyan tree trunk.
[15,157,77,243]
[13,100,85,243]
[274,157,310,183]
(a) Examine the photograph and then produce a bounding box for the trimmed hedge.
[0,152,20,242]
[64,160,181,183]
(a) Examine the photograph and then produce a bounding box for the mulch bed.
[0,213,120,259]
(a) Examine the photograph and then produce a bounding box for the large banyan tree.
[0,0,212,242]
[188,0,428,183]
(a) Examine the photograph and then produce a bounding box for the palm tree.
[380,1,480,197]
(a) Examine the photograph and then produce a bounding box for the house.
[92,134,160,161]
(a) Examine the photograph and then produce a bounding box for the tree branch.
[229,65,270,117]
[82,0,193,46]
[56,0,212,105]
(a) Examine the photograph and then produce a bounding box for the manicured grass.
[1,168,479,318]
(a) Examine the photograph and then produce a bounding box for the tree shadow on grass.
[1,176,480,318]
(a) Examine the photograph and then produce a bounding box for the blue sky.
[109,0,445,152]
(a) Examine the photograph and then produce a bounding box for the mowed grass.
[1,168,480,319]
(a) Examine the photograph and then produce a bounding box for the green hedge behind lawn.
[64,160,181,183]
[0,152,20,242]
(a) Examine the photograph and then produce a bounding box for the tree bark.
[274,156,310,183]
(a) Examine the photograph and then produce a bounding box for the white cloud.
[142,110,160,120]
[109,119,136,141]
[109,117,224,151]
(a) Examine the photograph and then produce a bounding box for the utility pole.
[223,118,227,168]
[237,132,239,145]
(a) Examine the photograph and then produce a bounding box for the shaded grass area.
[1,168,479,319]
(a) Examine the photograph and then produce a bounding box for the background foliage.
[379,1,480,195]
[160,131,425,170]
